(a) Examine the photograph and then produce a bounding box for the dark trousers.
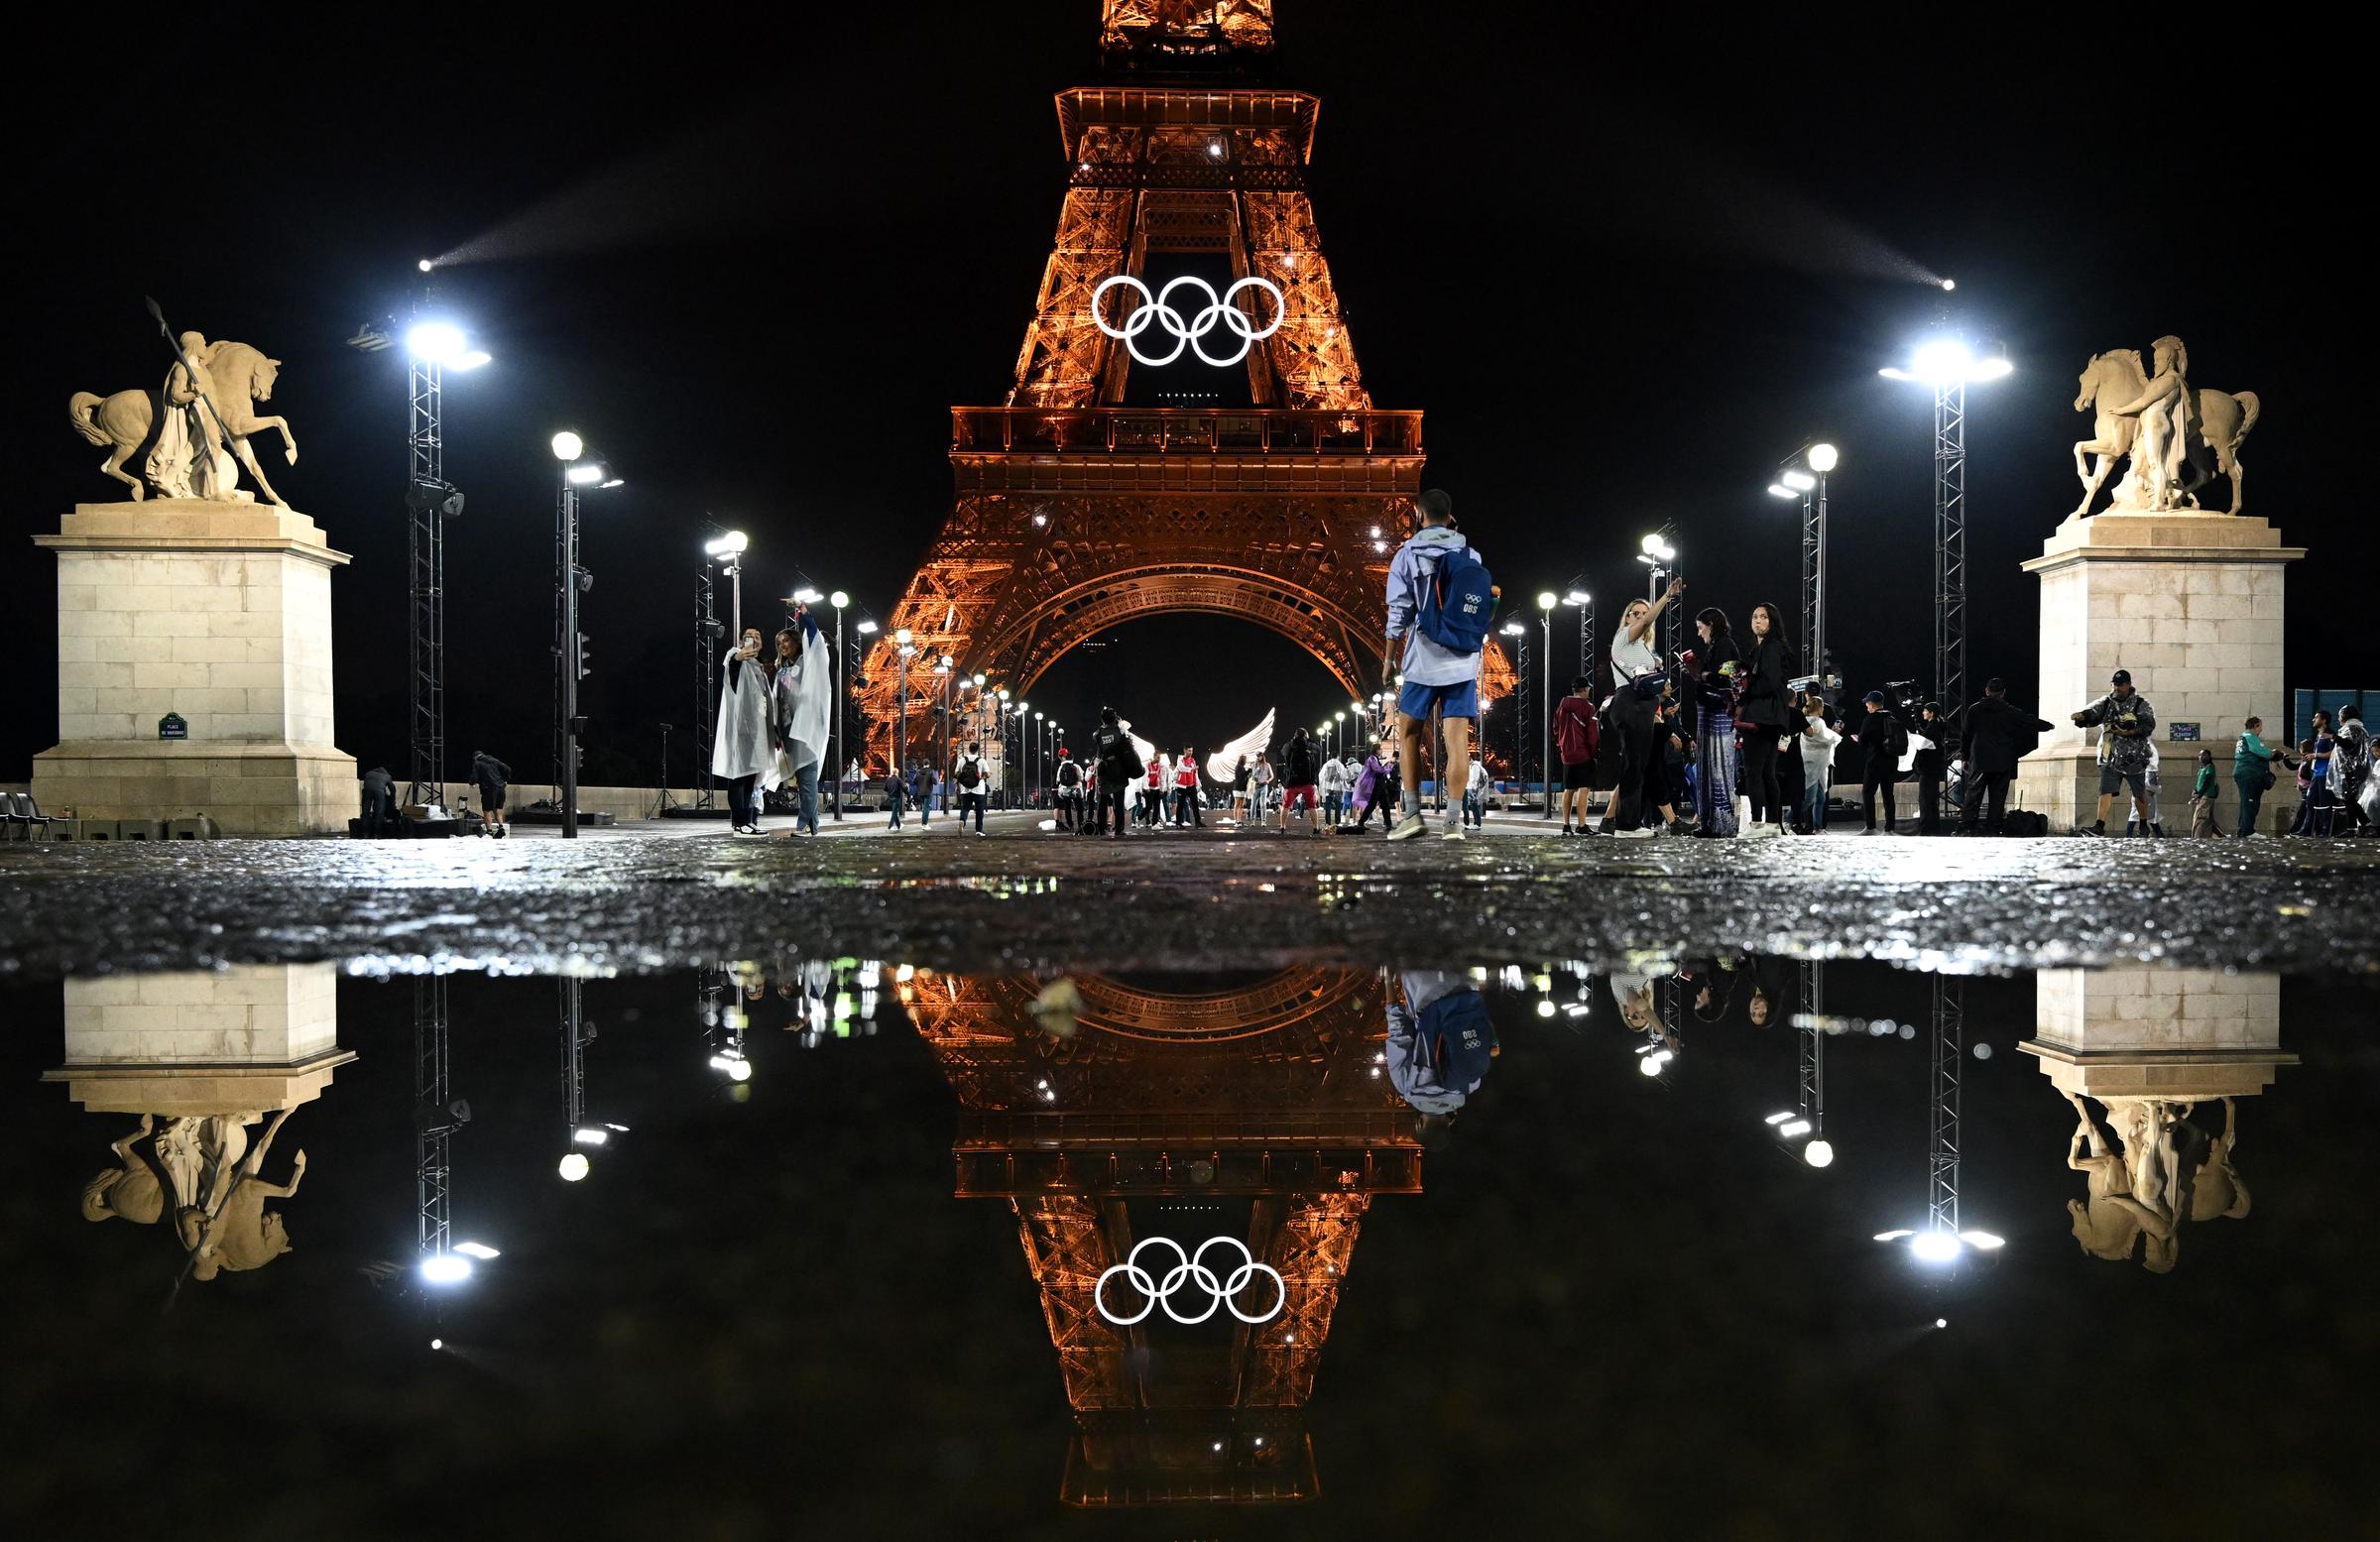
[1862,767,1897,831]
[1096,779,1130,835]
[1741,732,1784,825]
[1353,784,1395,830]
[1057,793,1078,831]
[1961,771,2012,831]
[1172,787,1204,827]
[1606,694,1659,830]
[2233,780,2264,837]
[958,790,986,831]
[730,772,761,827]
[362,787,398,836]
[1918,771,1944,834]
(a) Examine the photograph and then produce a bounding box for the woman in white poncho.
[770,609,833,836]
[712,626,777,835]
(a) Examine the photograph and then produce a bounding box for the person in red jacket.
[1553,674,1603,836]
[1172,748,1205,828]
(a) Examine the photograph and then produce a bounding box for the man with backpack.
[1383,488,1495,841]
[1384,968,1497,1126]
[1552,674,1602,836]
[1053,750,1084,832]
[1853,690,1909,835]
[1089,707,1139,838]
[951,743,990,835]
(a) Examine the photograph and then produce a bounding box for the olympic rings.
[1094,1235,1288,1326]
[1092,275,1286,368]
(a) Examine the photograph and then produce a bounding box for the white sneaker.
[1385,814,1428,842]
[1443,827,1467,841]
[1612,826,1657,840]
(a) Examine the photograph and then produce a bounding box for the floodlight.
[416,257,434,273]
[1767,483,1797,499]
[550,431,584,461]
[1499,622,1525,637]
[830,590,850,608]
[1640,534,1665,554]
[1564,589,1591,605]
[405,321,467,363]
[705,531,749,557]
[1941,278,1957,292]
[452,1241,502,1260]
[455,349,492,371]
[1910,1231,1964,1264]
[856,620,879,636]
[419,1253,473,1285]
[557,1152,591,1182]
[570,1126,609,1147]
[1956,1230,2004,1250]
[1807,442,1839,472]
[791,587,821,604]
[893,627,912,645]
[1780,469,1816,492]
[565,463,607,486]
[1803,1139,1835,1168]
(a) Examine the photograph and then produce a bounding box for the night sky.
[13,7,2363,788]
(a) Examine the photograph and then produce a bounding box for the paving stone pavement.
[4,816,2373,979]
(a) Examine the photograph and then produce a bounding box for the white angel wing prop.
[1118,718,1158,771]
[1208,708,1275,781]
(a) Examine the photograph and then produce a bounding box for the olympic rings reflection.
[1094,1235,1287,1325]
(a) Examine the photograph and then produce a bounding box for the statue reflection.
[902,966,1418,1507]
[47,965,350,1285]
[2025,969,2285,1273]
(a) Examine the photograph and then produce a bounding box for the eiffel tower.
[858,1,1512,774]
[905,962,1420,1506]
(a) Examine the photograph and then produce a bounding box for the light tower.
[1767,442,1838,693]
[1881,326,2010,727]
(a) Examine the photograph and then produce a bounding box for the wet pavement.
[5,821,2377,1537]
[1,816,2375,980]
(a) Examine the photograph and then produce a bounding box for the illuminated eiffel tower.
[904,963,1419,1506]
[858,1,1512,775]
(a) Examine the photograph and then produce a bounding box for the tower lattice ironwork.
[859,1,1509,772]
[903,960,1417,1507]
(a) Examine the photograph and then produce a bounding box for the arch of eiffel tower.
[857,0,1514,774]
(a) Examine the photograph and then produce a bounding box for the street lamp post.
[1768,443,1839,693]
[893,628,915,788]
[828,591,850,820]
[853,618,880,786]
[1536,593,1558,818]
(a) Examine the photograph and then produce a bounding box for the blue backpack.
[1418,988,1497,1088]
[1416,542,1498,653]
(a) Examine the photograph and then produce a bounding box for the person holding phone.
[712,626,774,835]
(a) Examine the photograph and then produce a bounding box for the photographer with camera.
[2071,668,2158,837]
[1959,678,2052,835]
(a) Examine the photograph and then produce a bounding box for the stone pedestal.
[2019,968,2294,1100]
[42,964,352,1115]
[2012,512,2303,833]
[32,501,357,835]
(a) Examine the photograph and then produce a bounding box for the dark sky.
[13,7,2363,788]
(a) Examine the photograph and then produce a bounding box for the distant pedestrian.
[1602,578,1693,840]
[1090,706,1137,838]
[884,769,908,830]
[2301,710,2339,836]
[2231,715,2288,838]
[2191,748,2219,837]
[2335,705,2372,835]
[770,614,831,838]
[1852,690,1907,835]
[913,763,938,828]
[1685,607,1739,837]
[1958,678,2051,836]
[1320,751,1351,829]
[360,766,399,837]
[1463,751,1488,829]
[2071,668,2156,837]
[1553,674,1601,836]
[1054,752,1084,831]
[1140,753,1166,827]
[1279,726,1323,835]
[953,743,990,834]
[712,626,774,836]
[470,750,512,837]
[1229,756,1251,820]
[1735,602,1794,837]
[1172,747,1205,828]
[1250,753,1275,824]
[1912,702,1949,835]
[1351,742,1397,833]
[1796,697,1841,833]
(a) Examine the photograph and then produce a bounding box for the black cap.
[1415,488,1456,527]
[1985,677,2007,694]
[1923,701,1942,716]
[2110,668,2132,685]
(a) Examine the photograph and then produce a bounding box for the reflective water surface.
[6,954,2372,1536]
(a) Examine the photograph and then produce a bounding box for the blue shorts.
[1398,676,1479,720]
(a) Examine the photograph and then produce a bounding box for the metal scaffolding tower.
[1797,962,1824,1128]
[560,978,589,1134]
[1929,976,1964,1233]
[414,977,456,1260]
[1932,383,1968,724]
[1512,627,1535,795]
[407,359,447,806]
[1799,480,1827,689]
[692,566,719,810]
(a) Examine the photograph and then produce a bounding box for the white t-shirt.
[1610,622,1661,689]
[1467,761,1488,793]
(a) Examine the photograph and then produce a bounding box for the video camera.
[1883,677,1924,714]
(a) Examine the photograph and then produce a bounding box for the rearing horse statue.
[67,339,298,505]
[2071,349,2258,517]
